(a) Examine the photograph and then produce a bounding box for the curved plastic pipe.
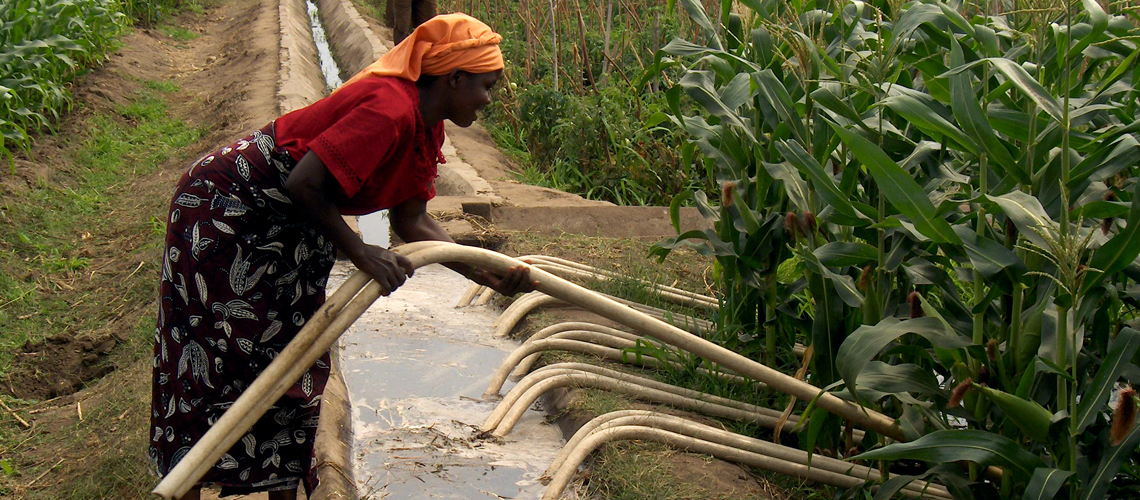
[502,327,754,387]
[612,295,713,335]
[491,290,549,327]
[492,292,565,337]
[511,324,652,378]
[524,261,719,311]
[541,424,951,500]
[456,282,483,307]
[483,363,783,432]
[155,241,902,499]
[536,330,640,350]
[486,331,747,398]
[492,287,710,339]
[484,338,662,398]
[462,256,720,311]
[490,372,782,438]
[473,285,497,306]
[543,410,949,499]
[520,255,719,309]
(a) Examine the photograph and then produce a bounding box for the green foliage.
[117,0,197,26]
[0,0,126,169]
[442,0,707,205]
[487,82,695,205]
[647,0,1140,496]
[0,0,199,169]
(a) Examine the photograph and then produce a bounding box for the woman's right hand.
[349,244,415,295]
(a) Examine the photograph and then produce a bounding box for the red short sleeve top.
[273,76,445,216]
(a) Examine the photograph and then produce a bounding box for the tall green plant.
[1,0,127,169]
[647,0,1140,496]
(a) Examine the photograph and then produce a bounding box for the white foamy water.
[327,262,568,499]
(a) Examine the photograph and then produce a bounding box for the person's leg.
[411,0,436,27]
[268,487,298,500]
[384,0,394,28]
[390,0,413,43]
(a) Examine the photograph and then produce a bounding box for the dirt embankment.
[3,0,282,404]
[0,1,285,497]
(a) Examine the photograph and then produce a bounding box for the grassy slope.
[0,14,213,500]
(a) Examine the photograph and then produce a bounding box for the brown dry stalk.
[0,398,31,429]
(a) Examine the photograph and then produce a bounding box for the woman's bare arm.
[284,150,414,295]
[391,197,534,295]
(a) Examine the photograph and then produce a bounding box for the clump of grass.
[0,81,201,373]
[158,24,200,41]
[569,388,636,417]
[588,441,774,500]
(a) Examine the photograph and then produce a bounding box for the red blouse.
[273,76,445,216]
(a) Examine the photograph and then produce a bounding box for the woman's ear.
[447,70,463,88]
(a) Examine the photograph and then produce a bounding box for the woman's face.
[448,70,501,127]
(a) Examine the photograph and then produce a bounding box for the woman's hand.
[470,265,537,297]
[348,244,415,295]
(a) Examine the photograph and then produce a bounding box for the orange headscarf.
[339,13,503,89]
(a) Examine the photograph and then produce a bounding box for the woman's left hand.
[470,265,537,296]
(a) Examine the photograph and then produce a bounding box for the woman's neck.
[417,83,445,127]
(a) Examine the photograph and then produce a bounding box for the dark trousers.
[385,0,437,44]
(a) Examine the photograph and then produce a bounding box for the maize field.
[0,0,126,169]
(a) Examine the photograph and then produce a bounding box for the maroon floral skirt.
[149,123,337,494]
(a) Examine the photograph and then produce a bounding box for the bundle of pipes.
[481,362,790,437]
[541,410,951,500]
[487,289,716,337]
[456,254,719,311]
[488,293,804,374]
[152,241,908,499]
[505,321,747,382]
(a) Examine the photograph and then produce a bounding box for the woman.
[149,14,530,500]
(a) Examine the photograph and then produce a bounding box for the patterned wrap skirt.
[149,123,337,494]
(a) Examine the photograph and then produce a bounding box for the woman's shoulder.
[334,76,419,113]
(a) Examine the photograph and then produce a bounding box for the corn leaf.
[953,225,1027,281]
[814,241,878,267]
[948,38,1023,183]
[855,430,1045,481]
[990,191,1056,249]
[831,125,962,245]
[1075,327,1140,433]
[1083,181,1140,294]
[973,385,1053,442]
[1022,468,1074,500]
[837,317,970,403]
[1082,423,1140,500]
[775,139,866,223]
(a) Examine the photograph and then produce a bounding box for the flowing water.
[306,0,343,91]
[327,264,569,499]
[306,0,391,247]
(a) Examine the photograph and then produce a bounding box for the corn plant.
[0,0,126,170]
[647,0,1140,496]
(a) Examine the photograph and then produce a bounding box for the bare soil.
[5,335,118,401]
